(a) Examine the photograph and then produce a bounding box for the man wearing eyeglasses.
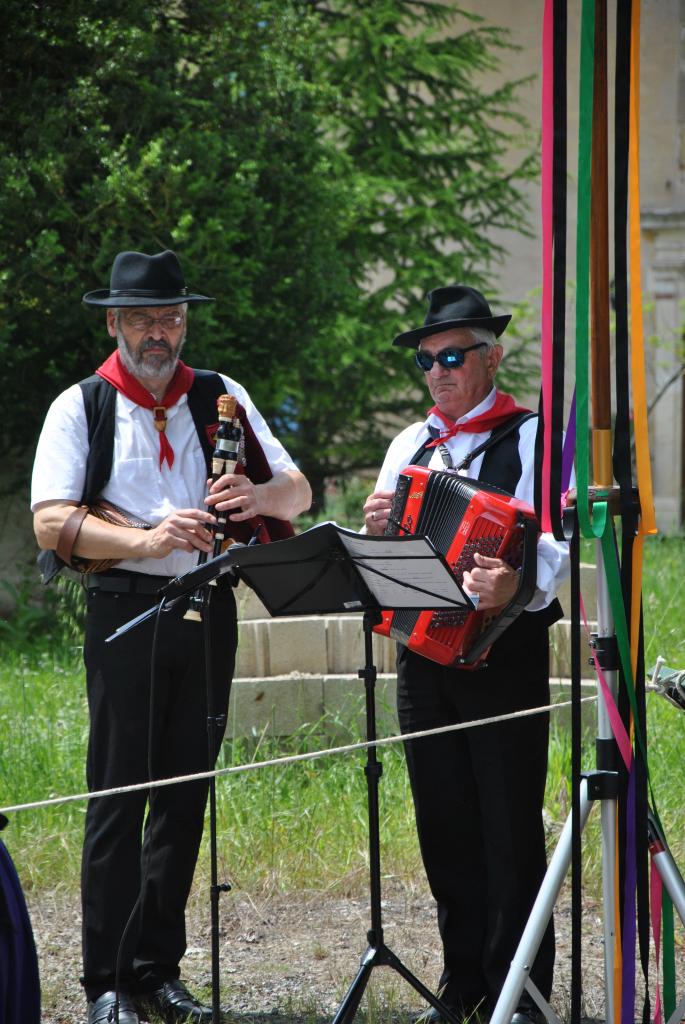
[31,250,311,1024]
[363,286,569,1024]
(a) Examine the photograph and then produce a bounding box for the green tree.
[1,0,537,513]
[285,0,539,506]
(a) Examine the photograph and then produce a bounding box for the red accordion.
[373,465,539,668]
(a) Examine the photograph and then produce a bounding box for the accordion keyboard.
[376,464,537,668]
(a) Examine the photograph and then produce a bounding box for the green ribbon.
[575,0,598,540]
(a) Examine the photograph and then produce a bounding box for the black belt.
[85,572,173,595]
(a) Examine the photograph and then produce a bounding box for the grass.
[211,713,421,896]
[642,534,685,665]
[1,535,684,900]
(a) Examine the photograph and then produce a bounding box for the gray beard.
[116,327,187,380]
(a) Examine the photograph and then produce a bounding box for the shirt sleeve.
[30,385,89,510]
[374,423,429,491]
[514,416,571,611]
[218,374,298,475]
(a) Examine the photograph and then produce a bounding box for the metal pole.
[648,812,685,925]
[594,542,618,1024]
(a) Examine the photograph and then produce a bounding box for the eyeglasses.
[415,342,487,371]
[121,312,185,332]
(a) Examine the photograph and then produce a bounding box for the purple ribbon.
[562,391,577,493]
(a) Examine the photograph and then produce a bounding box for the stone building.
[453,0,684,530]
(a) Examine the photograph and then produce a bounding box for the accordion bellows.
[373,466,539,669]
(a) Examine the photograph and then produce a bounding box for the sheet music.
[329,523,473,610]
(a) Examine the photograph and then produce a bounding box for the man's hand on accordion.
[462,552,520,611]
[363,489,394,535]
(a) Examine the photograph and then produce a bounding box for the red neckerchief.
[96,350,194,468]
[425,390,532,447]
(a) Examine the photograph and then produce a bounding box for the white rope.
[0,695,597,817]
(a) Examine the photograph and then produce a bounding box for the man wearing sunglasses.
[363,285,569,1024]
[31,250,311,1024]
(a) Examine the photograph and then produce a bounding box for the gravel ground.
[28,877,684,1024]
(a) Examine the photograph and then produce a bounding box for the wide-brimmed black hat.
[83,250,214,307]
[393,284,511,348]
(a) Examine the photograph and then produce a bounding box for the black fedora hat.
[393,284,511,348]
[83,250,214,307]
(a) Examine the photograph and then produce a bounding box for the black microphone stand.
[109,550,241,1024]
[201,587,231,1024]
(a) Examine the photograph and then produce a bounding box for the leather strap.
[55,505,89,566]
[84,572,172,594]
[453,412,536,471]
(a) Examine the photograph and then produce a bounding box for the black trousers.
[80,581,237,1001]
[396,613,555,1016]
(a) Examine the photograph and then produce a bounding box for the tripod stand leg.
[647,814,685,1024]
[524,979,561,1024]
[384,948,463,1023]
[649,811,685,925]
[332,943,463,1024]
[490,779,594,1024]
[599,794,617,1019]
[666,991,685,1024]
[332,947,375,1024]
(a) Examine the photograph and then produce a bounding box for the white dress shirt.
[31,373,297,578]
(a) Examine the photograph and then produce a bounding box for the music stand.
[197,521,474,1024]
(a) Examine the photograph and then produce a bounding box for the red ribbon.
[96,351,194,468]
[425,390,532,447]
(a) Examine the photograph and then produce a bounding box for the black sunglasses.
[415,342,487,372]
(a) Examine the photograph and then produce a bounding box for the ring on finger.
[371,510,377,521]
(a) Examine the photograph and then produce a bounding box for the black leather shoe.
[88,990,140,1024]
[137,980,213,1023]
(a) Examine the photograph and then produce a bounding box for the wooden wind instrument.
[184,394,242,622]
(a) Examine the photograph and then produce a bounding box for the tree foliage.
[1,0,538,510]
